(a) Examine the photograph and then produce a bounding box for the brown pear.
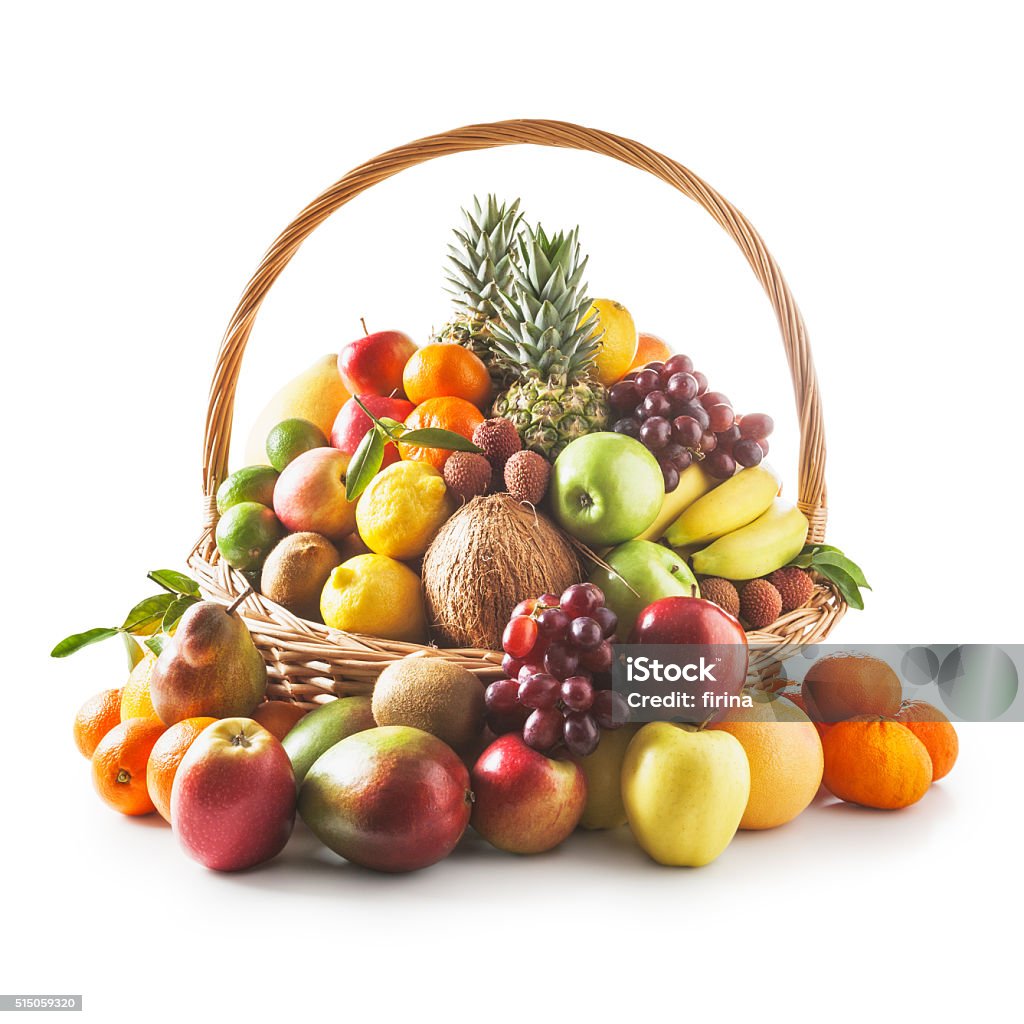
[150,601,267,725]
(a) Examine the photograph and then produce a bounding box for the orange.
[629,332,673,371]
[92,717,166,816]
[895,700,959,781]
[73,687,124,758]
[120,651,160,721]
[802,653,902,724]
[710,692,824,829]
[402,344,492,409]
[822,717,932,810]
[252,701,307,741]
[146,716,217,822]
[779,686,831,741]
[399,397,485,470]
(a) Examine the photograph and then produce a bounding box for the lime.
[216,465,280,515]
[215,501,284,570]
[266,418,329,472]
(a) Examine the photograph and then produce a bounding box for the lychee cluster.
[698,565,814,630]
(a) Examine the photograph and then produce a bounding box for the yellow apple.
[621,722,750,867]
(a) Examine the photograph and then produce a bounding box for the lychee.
[504,450,550,505]
[739,579,783,630]
[472,417,521,469]
[699,577,740,618]
[443,451,492,501]
[766,566,814,612]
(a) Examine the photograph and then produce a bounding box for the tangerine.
[895,700,958,781]
[399,397,485,470]
[146,716,217,822]
[73,687,124,758]
[402,344,492,409]
[92,717,166,816]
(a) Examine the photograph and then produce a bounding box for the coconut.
[422,493,582,650]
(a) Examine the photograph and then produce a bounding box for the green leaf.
[50,627,120,658]
[812,550,871,590]
[345,428,385,501]
[162,595,199,634]
[121,632,146,669]
[145,634,169,657]
[791,553,815,569]
[121,593,176,635]
[399,428,483,452]
[816,563,865,610]
[378,417,405,438]
[148,569,200,597]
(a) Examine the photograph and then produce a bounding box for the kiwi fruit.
[260,531,342,620]
[372,657,485,751]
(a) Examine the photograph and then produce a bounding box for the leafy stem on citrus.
[345,395,483,501]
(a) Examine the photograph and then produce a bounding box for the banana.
[663,464,780,549]
[691,499,809,580]
[636,462,718,542]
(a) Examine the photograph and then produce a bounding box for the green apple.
[572,724,639,830]
[621,722,750,867]
[550,433,664,547]
[589,539,699,639]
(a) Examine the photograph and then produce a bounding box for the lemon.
[320,554,427,642]
[120,651,160,721]
[585,299,638,386]
[356,461,455,560]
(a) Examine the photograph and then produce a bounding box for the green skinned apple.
[622,723,750,867]
[589,540,699,639]
[550,433,664,547]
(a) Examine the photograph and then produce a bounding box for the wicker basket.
[188,119,847,707]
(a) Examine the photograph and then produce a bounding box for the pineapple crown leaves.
[444,194,523,324]
[490,223,604,380]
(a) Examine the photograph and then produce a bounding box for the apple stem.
[226,586,254,616]
[360,317,368,335]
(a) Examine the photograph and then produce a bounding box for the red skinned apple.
[470,734,587,854]
[338,330,416,398]
[330,394,414,469]
[273,446,357,541]
[298,726,472,873]
[630,595,749,702]
[171,718,296,872]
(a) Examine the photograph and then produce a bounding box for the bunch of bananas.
[648,464,809,580]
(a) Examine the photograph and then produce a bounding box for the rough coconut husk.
[422,493,582,650]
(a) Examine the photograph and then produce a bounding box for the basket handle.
[202,119,827,542]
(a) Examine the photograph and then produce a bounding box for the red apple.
[171,718,296,871]
[298,726,472,873]
[630,595,749,701]
[470,734,587,854]
[273,446,357,541]
[330,394,415,469]
[338,330,416,398]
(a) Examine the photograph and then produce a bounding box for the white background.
[3,1,1022,1020]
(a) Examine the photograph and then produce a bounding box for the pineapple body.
[493,372,609,459]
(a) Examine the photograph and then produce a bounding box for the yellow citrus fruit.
[710,690,824,830]
[583,299,638,386]
[120,652,160,722]
[320,554,427,643]
[356,460,455,560]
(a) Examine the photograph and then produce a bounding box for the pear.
[242,353,350,466]
[572,724,640,830]
[150,601,267,725]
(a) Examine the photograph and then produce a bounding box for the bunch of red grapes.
[486,583,629,758]
[609,353,775,491]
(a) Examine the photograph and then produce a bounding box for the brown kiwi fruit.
[371,657,485,751]
[260,532,342,620]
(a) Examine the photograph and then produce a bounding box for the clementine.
[73,687,124,758]
[252,701,307,741]
[92,717,166,816]
[711,691,824,829]
[802,653,902,723]
[400,397,485,470]
[402,344,492,409]
[822,717,932,810]
[895,700,959,781]
[146,716,217,822]
[628,332,673,371]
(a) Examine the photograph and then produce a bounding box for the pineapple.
[434,195,523,384]
[490,224,610,458]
